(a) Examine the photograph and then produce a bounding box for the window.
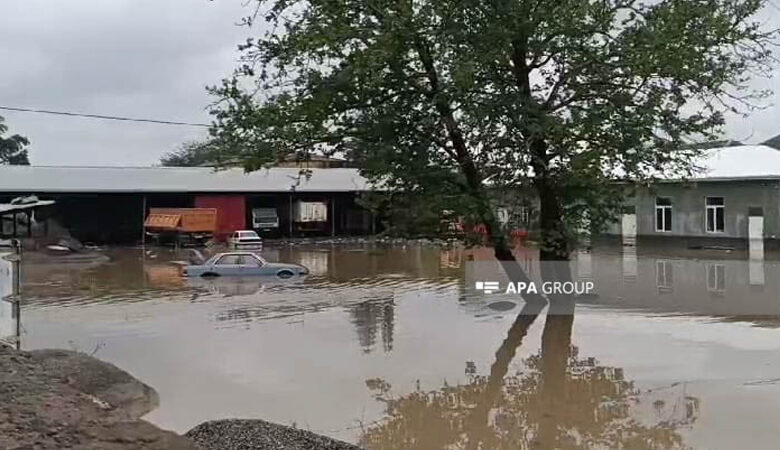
[238,255,263,267]
[655,197,672,232]
[518,206,531,226]
[216,254,241,265]
[705,197,725,233]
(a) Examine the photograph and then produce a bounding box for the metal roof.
[0,166,372,193]
[0,145,777,195]
[689,145,780,181]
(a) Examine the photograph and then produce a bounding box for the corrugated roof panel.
[0,166,372,193]
[0,145,777,194]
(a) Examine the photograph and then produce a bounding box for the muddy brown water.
[14,243,780,449]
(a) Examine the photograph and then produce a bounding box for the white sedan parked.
[228,230,263,249]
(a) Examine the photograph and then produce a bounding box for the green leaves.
[0,116,30,166]
[209,0,775,248]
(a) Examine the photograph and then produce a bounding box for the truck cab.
[251,208,280,236]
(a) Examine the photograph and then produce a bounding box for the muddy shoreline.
[0,346,360,450]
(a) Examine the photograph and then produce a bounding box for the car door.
[238,254,265,275]
[214,254,242,276]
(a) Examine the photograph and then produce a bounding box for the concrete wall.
[606,180,780,240]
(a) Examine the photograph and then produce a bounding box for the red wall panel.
[194,195,246,241]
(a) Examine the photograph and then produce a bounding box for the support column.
[288,193,294,236]
[141,194,147,247]
[331,197,336,237]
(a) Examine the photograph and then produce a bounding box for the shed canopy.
[0,200,55,215]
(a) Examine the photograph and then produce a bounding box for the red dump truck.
[144,208,218,246]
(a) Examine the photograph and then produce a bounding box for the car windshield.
[238,231,260,239]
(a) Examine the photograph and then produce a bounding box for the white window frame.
[705,197,725,233]
[655,198,672,232]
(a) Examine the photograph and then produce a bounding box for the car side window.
[238,255,263,266]
[216,255,240,265]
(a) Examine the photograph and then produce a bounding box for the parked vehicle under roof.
[228,230,263,249]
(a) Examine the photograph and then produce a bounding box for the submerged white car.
[182,252,308,278]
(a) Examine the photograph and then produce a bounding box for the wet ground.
[10,242,780,449]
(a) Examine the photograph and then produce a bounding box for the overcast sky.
[0,1,779,166]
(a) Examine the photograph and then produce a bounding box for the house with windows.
[606,145,780,248]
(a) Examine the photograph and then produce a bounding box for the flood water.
[15,242,780,449]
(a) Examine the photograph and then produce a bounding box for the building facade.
[604,146,780,247]
[0,166,377,243]
[605,179,779,244]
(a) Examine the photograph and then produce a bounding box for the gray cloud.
[0,1,778,166]
[0,0,250,165]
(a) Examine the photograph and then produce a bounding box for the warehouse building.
[0,166,376,243]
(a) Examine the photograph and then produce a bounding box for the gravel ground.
[186,419,362,450]
[0,345,198,450]
[2,346,368,449]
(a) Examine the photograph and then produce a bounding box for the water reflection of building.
[349,299,395,353]
[294,251,329,276]
[585,247,780,323]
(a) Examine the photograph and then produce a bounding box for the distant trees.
[0,116,30,165]
[159,140,225,167]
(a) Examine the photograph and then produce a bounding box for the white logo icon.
[475,281,500,294]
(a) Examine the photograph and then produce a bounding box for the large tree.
[209,0,775,261]
[0,116,30,165]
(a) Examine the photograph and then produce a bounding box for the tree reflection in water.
[363,297,699,449]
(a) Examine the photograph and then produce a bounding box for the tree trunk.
[536,177,570,261]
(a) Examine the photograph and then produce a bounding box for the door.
[748,215,763,240]
[621,213,637,241]
[238,254,265,275]
[213,254,243,275]
[748,208,764,262]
